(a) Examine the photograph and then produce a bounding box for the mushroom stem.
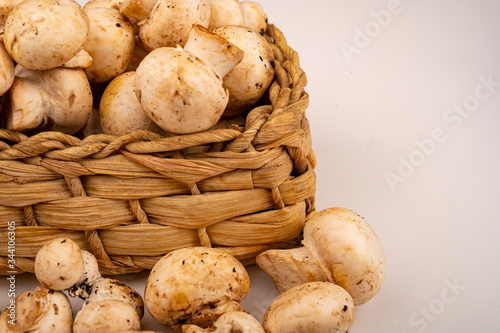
[255,247,326,294]
[184,24,244,79]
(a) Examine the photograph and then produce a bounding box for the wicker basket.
[0,24,316,276]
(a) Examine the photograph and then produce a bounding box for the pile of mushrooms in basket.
[0,0,387,332]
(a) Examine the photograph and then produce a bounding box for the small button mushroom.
[182,311,265,333]
[0,286,73,333]
[135,25,243,134]
[212,25,275,116]
[83,7,135,83]
[138,0,210,51]
[208,0,246,30]
[256,207,387,306]
[240,2,268,35]
[0,44,14,96]
[144,247,251,329]
[3,0,89,70]
[35,238,101,293]
[73,300,141,333]
[100,71,164,136]
[1,66,93,134]
[262,282,355,333]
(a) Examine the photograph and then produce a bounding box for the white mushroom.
[83,0,124,11]
[240,1,268,35]
[73,300,141,333]
[213,25,275,116]
[137,0,210,51]
[182,311,265,333]
[208,0,245,30]
[262,282,355,333]
[82,277,145,319]
[0,286,73,333]
[83,7,135,83]
[3,0,89,70]
[256,207,387,305]
[135,25,243,134]
[119,0,159,24]
[100,71,164,136]
[0,44,14,95]
[1,66,93,134]
[144,247,251,329]
[0,0,25,28]
[35,238,101,294]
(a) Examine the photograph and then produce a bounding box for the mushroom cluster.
[0,0,275,136]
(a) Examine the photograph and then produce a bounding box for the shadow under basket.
[0,24,316,276]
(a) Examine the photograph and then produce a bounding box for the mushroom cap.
[135,46,228,134]
[138,0,210,51]
[83,7,135,83]
[144,247,250,327]
[73,300,141,333]
[84,277,145,319]
[263,282,355,333]
[213,25,275,116]
[303,207,387,305]
[69,250,102,299]
[0,44,15,95]
[100,71,164,135]
[35,238,85,291]
[0,286,73,332]
[183,311,265,333]
[2,66,93,134]
[0,0,26,27]
[208,0,245,30]
[241,1,268,35]
[3,0,89,70]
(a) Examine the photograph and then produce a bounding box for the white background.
[2,0,500,332]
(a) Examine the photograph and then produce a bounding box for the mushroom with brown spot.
[182,311,265,333]
[1,65,93,134]
[241,1,268,35]
[99,71,165,136]
[135,24,244,134]
[144,247,251,330]
[0,286,73,333]
[262,282,355,333]
[256,207,387,306]
[83,7,135,83]
[212,25,275,116]
[3,0,89,70]
[137,0,210,51]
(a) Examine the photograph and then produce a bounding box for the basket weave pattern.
[0,25,316,275]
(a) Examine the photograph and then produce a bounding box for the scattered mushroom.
[144,247,251,329]
[0,286,73,333]
[3,0,89,70]
[182,311,265,333]
[100,71,164,136]
[135,25,244,134]
[262,282,355,333]
[0,44,14,96]
[137,0,210,51]
[208,0,246,30]
[240,1,268,35]
[1,66,93,134]
[83,7,135,83]
[212,25,275,116]
[256,207,387,305]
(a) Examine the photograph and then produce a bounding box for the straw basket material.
[0,24,316,276]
